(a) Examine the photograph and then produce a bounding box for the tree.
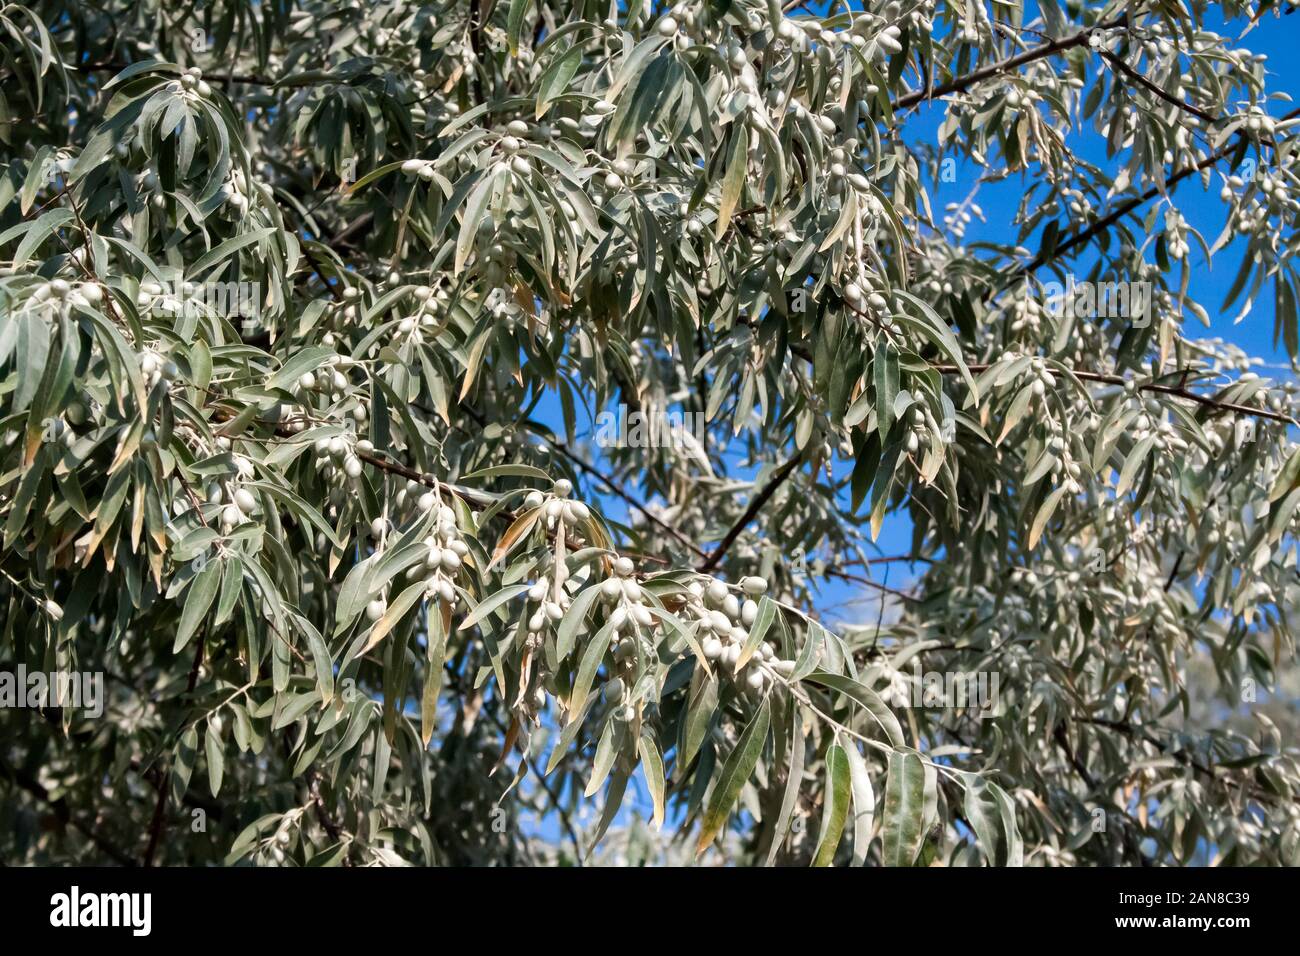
[1,0,1298,868]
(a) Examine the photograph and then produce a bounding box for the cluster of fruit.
[135,280,180,312]
[689,575,794,693]
[176,66,213,98]
[841,273,890,314]
[326,286,369,330]
[1121,388,1190,461]
[1023,356,1058,400]
[392,286,449,345]
[524,479,590,530]
[903,405,930,454]
[841,267,901,336]
[370,495,468,621]
[210,482,259,533]
[218,166,257,214]
[1007,287,1045,336]
[400,158,436,181]
[1162,208,1191,261]
[297,354,366,420]
[597,556,650,721]
[941,200,983,242]
[312,433,371,484]
[138,349,180,388]
[525,571,572,634]
[28,278,102,313]
[415,494,468,606]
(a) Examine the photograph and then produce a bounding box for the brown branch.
[893,15,1130,113]
[1013,105,1300,283]
[0,753,137,866]
[526,429,711,562]
[697,455,803,573]
[1080,716,1300,808]
[141,635,204,866]
[821,566,921,602]
[931,363,1299,427]
[1098,50,1216,125]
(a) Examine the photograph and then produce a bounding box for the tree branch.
[0,753,137,866]
[893,16,1129,113]
[697,455,803,573]
[932,363,1300,428]
[141,635,204,866]
[1098,50,1216,125]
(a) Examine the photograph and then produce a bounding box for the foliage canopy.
[2,0,1299,866]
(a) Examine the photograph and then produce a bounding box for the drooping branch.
[932,363,1300,428]
[1010,105,1300,284]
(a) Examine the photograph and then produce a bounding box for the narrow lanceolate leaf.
[812,742,852,867]
[554,583,601,664]
[715,128,747,240]
[422,599,450,747]
[299,616,335,704]
[844,741,876,867]
[962,772,1003,866]
[881,749,927,866]
[506,0,530,55]
[1027,484,1069,551]
[874,343,899,440]
[734,595,776,670]
[485,508,539,572]
[696,697,771,856]
[537,45,582,118]
[567,619,614,723]
[990,781,1024,867]
[805,671,905,749]
[638,734,667,830]
[174,559,221,653]
[455,168,498,274]
[1269,446,1300,502]
[588,770,629,855]
[457,583,530,632]
[205,723,224,797]
[765,711,806,866]
[678,668,718,775]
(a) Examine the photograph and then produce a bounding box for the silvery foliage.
[0,0,1298,866]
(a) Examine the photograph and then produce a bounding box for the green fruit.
[605,677,625,702]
